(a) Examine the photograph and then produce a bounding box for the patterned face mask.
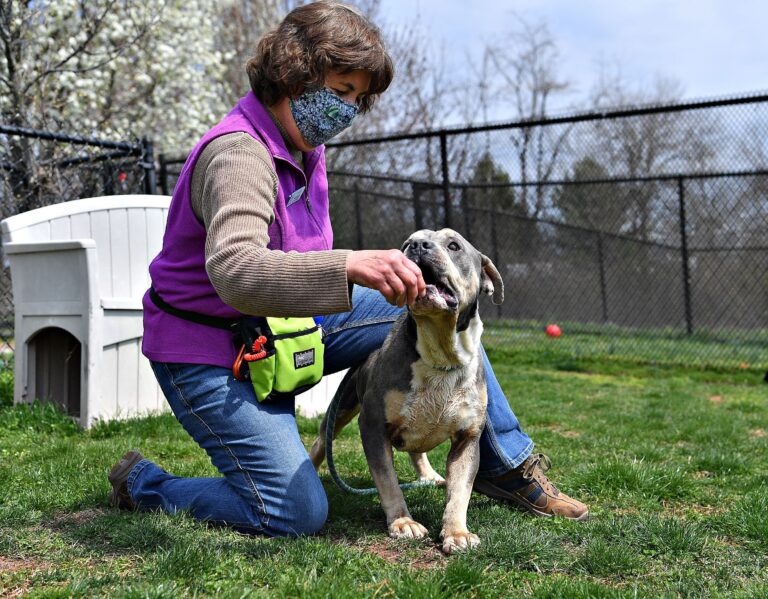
[289,87,359,148]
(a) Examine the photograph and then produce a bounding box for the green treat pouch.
[237,316,324,403]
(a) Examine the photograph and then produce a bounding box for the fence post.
[596,231,609,323]
[102,162,115,196]
[677,177,694,335]
[353,182,364,250]
[141,137,157,195]
[158,153,169,196]
[460,188,471,240]
[490,207,502,319]
[439,131,452,229]
[412,183,424,230]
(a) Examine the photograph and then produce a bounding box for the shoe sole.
[108,450,144,510]
[107,487,120,507]
[108,450,144,487]
[473,478,589,522]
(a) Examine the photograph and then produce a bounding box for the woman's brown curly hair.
[246,1,394,114]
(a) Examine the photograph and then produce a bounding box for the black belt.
[149,286,238,331]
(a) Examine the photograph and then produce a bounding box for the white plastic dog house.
[1,194,343,427]
[1,195,171,427]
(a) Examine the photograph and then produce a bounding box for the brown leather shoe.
[108,450,144,511]
[473,453,589,521]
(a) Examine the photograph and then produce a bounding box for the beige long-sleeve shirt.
[189,132,353,317]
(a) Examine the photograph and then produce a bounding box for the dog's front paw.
[389,517,428,540]
[440,530,480,554]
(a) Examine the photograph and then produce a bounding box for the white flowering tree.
[0,0,259,152]
[1,0,289,213]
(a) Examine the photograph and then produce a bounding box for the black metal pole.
[461,188,471,239]
[596,231,609,323]
[102,162,115,196]
[353,183,364,250]
[677,177,694,335]
[325,93,768,148]
[141,137,157,195]
[158,153,169,196]
[0,123,141,151]
[490,207,502,319]
[439,131,452,229]
[412,183,423,230]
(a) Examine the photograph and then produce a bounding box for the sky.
[378,0,767,122]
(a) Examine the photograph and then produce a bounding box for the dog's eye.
[448,241,461,251]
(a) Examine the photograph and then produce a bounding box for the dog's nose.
[407,239,434,253]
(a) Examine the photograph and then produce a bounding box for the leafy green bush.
[0,400,79,435]
[0,362,13,407]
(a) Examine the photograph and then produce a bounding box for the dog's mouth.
[417,263,458,310]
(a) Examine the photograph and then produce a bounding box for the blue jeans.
[131,286,533,537]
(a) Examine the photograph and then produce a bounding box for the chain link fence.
[156,93,768,371]
[0,125,153,356]
[324,94,768,370]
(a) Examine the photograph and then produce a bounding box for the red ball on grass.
[545,324,561,338]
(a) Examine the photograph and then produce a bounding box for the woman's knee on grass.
[264,469,329,537]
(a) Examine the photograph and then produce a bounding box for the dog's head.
[401,229,504,327]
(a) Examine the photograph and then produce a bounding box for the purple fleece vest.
[141,92,333,367]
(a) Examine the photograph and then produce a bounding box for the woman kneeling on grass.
[107,0,588,537]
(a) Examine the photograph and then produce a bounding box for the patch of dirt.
[0,558,49,598]
[366,544,401,564]
[661,501,725,517]
[0,558,43,574]
[693,470,714,479]
[691,504,726,515]
[544,424,581,438]
[48,507,106,529]
[1,581,32,599]
[363,540,446,570]
[606,506,641,516]
[749,428,767,438]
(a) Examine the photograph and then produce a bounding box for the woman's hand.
[347,250,426,307]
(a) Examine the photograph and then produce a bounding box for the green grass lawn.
[485,320,768,371]
[1,340,767,598]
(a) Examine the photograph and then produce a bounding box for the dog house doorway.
[27,327,81,417]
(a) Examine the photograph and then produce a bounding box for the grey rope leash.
[324,384,437,495]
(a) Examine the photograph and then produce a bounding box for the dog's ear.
[480,254,504,305]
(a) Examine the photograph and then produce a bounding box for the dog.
[310,228,504,554]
